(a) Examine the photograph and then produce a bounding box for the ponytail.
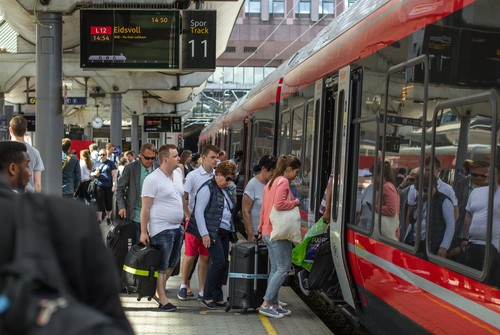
[268,154,301,188]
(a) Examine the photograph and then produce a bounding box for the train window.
[353,121,377,232]
[291,105,304,158]
[426,94,498,285]
[298,101,316,219]
[279,110,290,154]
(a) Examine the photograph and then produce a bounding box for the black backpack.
[0,193,130,335]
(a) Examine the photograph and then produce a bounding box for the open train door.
[329,66,357,308]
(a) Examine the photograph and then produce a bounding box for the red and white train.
[200,0,500,333]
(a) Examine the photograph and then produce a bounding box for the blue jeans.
[262,235,292,304]
[204,231,231,302]
[150,228,184,273]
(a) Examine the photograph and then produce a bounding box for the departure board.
[80,9,180,70]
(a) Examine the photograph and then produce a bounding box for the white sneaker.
[259,306,284,319]
[278,300,288,307]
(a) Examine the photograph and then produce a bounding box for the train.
[199,0,499,334]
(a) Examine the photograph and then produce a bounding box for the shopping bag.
[269,205,302,243]
[292,218,327,271]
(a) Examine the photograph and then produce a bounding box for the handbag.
[269,205,302,243]
[375,212,400,241]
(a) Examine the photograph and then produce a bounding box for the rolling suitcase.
[122,243,161,301]
[106,218,135,275]
[225,241,268,313]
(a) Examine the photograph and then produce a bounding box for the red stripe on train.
[347,230,499,334]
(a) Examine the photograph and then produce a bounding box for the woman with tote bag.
[257,155,301,319]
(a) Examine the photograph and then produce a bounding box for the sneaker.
[158,302,177,312]
[278,300,288,307]
[276,306,291,316]
[177,287,187,300]
[200,299,217,310]
[259,305,284,319]
[298,270,310,296]
[106,218,111,225]
[197,293,203,301]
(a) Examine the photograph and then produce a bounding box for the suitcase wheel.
[225,306,230,313]
[137,295,142,301]
[147,297,152,301]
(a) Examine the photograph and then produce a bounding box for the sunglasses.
[471,173,487,178]
[142,154,156,161]
[225,176,234,182]
[99,154,106,157]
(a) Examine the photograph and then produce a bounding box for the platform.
[100,222,333,335]
[120,273,333,335]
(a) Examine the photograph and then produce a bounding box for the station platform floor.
[101,223,334,335]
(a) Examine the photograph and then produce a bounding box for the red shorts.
[184,231,209,257]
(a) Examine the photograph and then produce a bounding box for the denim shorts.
[150,228,184,273]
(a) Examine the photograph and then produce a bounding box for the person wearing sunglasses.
[461,156,500,286]
[452,160,490,257]
[91,148,118,225]
[116,142,158,243]
[185,160,237,309]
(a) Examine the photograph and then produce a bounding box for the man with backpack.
[0,141,133,334]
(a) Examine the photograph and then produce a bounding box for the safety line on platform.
[258,314,278,335]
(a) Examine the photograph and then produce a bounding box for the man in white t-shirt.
[140,144,184,311]
[177,144,219,301]
[461,157,500,286]
[9,115,44,193]
[407,156,458,220]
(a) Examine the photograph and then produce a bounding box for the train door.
[330,66,357,307]
[315,79,334,218]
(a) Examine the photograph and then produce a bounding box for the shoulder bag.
[269,177,302,243]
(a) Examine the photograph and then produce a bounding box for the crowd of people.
[356,155,499,286]
[2,114,497,326]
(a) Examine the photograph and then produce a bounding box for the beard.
[16,172,27,192]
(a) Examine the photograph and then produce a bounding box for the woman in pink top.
[257,155,301,319]
[374,160,400,241]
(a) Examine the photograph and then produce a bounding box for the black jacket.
[0,178,133,334]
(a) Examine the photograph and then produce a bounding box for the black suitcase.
[225,241,268,313]
[122,243,161,301]
[106,218,135,275]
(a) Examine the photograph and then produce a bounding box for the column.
[131,113,140,154]
[36,12,63,196]
[110,93,122,149]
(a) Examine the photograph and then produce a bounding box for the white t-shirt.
[142,168,184,238]
[184,165,214,212]
[407,178,458,206]
[244,176,266,235]
[25,142,44,193]
[79,160,91,180]
[466,186,500,251]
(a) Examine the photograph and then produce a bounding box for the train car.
[200,0,500,333]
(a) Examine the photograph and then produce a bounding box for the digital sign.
[144,116,182,132]
[182,10,217,70]
[80,9,180,70]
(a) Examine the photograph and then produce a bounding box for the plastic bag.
[292,218,328,271]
